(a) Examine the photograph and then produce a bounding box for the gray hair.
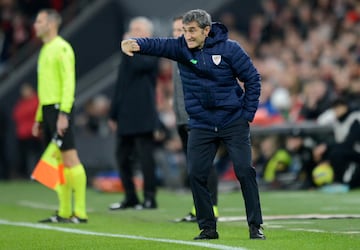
[182,9,211,29]
[39,9,62,27]
[129,16,154,35]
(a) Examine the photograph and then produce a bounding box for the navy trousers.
[187,118,263,230]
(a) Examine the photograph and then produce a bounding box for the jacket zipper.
[201,49,218,132]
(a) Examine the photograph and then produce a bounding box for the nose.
[184,32,192,40]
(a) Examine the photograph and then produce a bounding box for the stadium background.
[0,0,358,188]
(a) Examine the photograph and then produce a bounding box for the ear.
[204,26,211,37]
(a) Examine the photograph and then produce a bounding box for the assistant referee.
[32,9,88,223]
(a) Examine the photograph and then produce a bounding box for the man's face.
[172,19,183,38]
[34,12,50,39]
[183,21,210,49]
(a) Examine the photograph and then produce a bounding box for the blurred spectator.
[153,56,184,188]
[257,135,292,189]
[270,87,292,121]
[12,82,41,178]
[300,79,334,120]
[79,94,111,137]
[154,98,185,189]
[284,129,316,189]
[346,78,360,109]
[314,98,360,189]
[257,129,317,190]
[218,11,246,48]
[108,16,160,210]
[10,12,31,52]
[252,79,283,126]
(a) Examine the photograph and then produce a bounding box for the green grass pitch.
[1,181,360,250]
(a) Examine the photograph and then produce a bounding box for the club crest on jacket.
[212,55,221,65]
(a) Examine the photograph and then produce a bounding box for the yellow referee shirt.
[35,36,75,122]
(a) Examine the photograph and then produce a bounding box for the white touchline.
[265,225,360,235]
[0,219,246,250]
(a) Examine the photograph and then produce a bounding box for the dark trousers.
[328,147,360,187]
[177,124,218,205]
[116,132,157,201]
[187,118,263,230]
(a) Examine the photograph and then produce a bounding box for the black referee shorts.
[41,104,75,151]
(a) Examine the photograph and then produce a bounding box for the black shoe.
[194,229,219,240]
[70,216,88,224]
[249,224,266,240]
[180,213,197,222]
[137,198,157,210]
[109,200,141,210]
[38,215,71,223]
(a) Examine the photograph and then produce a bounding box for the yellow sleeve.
[58,44,75,114]
[35,105,43,122]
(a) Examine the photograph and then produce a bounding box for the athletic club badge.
[212,55,221,65]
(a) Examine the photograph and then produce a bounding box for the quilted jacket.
[136,22,261,131]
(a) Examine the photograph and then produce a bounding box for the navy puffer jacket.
[136,22,261,131]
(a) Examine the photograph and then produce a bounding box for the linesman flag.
[31,136,65,190]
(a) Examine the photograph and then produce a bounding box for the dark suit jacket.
[110,54,159,135]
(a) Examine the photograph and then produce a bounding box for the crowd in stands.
[1,0,359,191]
[240,0,360,190]
[235,0,360,126]
[0,0,88,77]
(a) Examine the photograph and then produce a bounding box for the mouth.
[186,40,195,46]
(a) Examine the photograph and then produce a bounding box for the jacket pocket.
[216,86,244,110]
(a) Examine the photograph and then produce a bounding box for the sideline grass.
[0,181,360,249]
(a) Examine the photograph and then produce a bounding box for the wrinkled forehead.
[183,21,201,30]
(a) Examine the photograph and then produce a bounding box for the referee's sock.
[56,167,72,218]
[191,205,219,218]
[213,205,219,218]
[69,164,88,219]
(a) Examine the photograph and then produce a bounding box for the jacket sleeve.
[135,37,181,61]
[229,42,261,122]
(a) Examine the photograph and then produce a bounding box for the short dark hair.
[39,9,62,27]
[182,9,211,29]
